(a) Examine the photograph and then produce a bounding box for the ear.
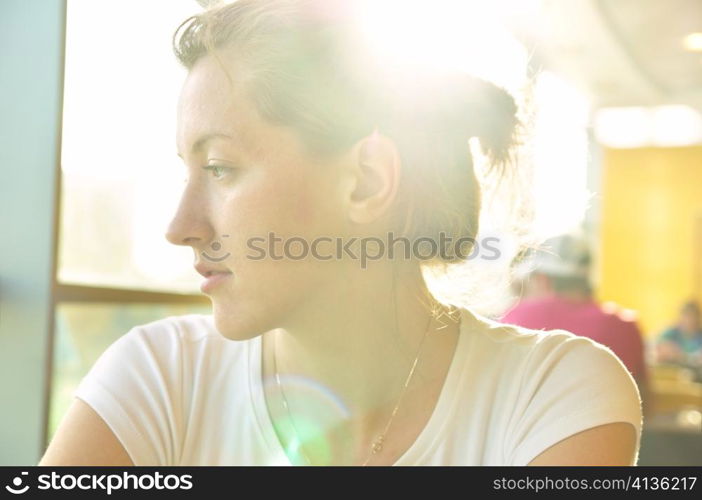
[346,129,401,224]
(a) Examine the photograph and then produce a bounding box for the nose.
[164,182,213,248]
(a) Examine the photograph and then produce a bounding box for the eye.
[203,164,235,180]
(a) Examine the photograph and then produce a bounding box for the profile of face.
[167,54,366,340]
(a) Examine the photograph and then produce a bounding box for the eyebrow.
[177,133,233,158]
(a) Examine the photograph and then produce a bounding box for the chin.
[210,300,278,342]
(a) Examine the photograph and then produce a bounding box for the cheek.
[209,170,344,337]
[240,168,339,235]
[213,168,342,269]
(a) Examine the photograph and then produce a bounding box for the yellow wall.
[598,146,702,338]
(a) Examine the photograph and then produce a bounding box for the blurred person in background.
[502,233,651,416]
[656,300,702,370]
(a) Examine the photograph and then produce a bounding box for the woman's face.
[168,54,353,340]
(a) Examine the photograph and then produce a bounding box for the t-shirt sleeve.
[505,331,644,466]
[72,322,184,466]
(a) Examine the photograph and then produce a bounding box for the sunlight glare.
[353,0,528,94]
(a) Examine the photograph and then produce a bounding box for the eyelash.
[202,164,235,180]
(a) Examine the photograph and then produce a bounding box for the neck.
[262,259,461,459]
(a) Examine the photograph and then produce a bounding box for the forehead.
[176,55,262,156]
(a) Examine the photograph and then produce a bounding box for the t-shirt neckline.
[247,308,473,466]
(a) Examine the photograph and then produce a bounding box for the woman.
[40,0,642,466]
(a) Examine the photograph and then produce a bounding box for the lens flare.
[352,0,528,93]
[263,373,350,465]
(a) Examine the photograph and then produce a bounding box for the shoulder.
[478,309,639,392]
[466,306,596,360]
[78,312,249,416]
[470,306,628,357]
[103,314,257,399]
[114,313,245,364]
[77,312,233,387]
[462,309,643,465]
[123,313,221,345]
[72,313,249,466]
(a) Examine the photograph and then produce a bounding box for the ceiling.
[192,0,702,112]
[507,0,702,111]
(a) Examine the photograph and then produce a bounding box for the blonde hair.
[173,0,535,314]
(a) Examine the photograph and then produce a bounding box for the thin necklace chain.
[272,332,314,465]
[271,265,437,466]
[272,315,433,466]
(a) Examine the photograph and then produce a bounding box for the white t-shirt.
[73,307,643,466]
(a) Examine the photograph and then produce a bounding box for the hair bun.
[443,75,519,171]
[376,71,520,176]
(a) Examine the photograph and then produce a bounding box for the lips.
[194,261,233,294]
[195,262,231,278]
[199,271,233,294]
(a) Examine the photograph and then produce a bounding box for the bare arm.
[527,422,637,466]
[38,398,134,466]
